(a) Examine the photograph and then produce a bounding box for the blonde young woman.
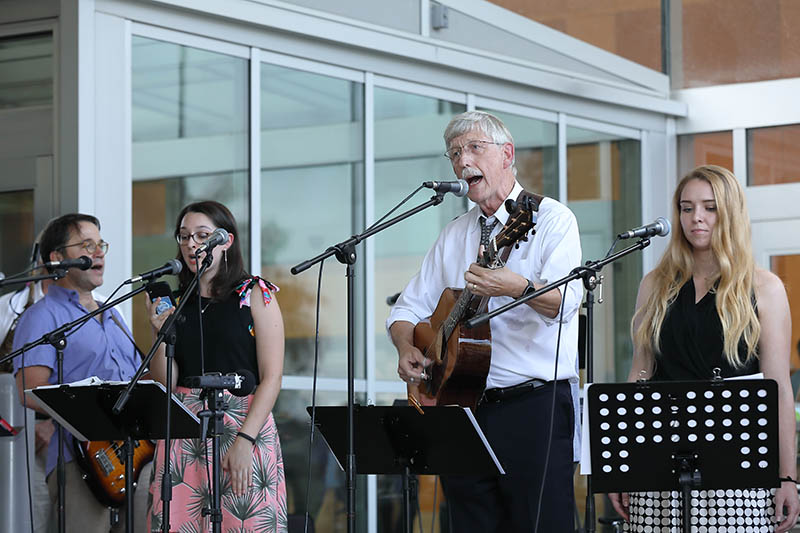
[609,165,799,532]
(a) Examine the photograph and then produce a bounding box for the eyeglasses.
[176,230,213,246]
[444,139,502,161]
[59,239,109,255]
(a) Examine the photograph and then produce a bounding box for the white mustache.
[461,168,482,179]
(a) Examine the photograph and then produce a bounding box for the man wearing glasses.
[388,111,583,532]
[12,213,141,533]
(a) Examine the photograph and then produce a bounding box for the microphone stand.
[0,270,66,289]
[0,278,151,533]
[291,193,447,533]
[113,255,211,533]
[197,385,227,533]
[464,237,652,533]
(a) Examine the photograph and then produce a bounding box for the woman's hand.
[608,492,630,521]
[145,296,174,333]
[774,481,799,533]
[222,435,255,497]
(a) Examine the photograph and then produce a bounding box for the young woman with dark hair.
[146,200,287,532]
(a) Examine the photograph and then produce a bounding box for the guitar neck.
[442,288,477,339]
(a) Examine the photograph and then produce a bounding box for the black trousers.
[441,381,575,533]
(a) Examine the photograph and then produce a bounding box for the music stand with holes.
[587,378,779,533]
[27,380,201,533]
[308,405,505,533]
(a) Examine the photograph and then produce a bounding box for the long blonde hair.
[632,165,760,368]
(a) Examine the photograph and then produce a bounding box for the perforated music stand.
[587,379,779,533]
[28,380,200,533]
[308,405,505,533]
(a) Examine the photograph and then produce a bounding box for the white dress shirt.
[0,282,46,345]
[387,181,583,389]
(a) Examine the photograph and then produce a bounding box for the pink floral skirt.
[146,387,287,532]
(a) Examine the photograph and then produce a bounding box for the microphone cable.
[304,257,325,533]
[604,236,621,260]
[19,346,36,533]
[362,184,424,234]
[533,281,570,533]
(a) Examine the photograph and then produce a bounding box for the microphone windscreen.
[656,216,671,237]
[230,369,257,397]
[167,258,183,275]
[76,256,93,270]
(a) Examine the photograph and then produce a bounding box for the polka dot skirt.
[623,488,775,532]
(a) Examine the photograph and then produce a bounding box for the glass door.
[752,219,800,380]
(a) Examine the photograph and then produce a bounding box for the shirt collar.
[474,181,525,228]
[48,284,86,307]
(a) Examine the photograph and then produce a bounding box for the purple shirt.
[12,285,140,475]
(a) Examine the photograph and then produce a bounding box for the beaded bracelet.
[237,431,257,445]
[779,476,797,484]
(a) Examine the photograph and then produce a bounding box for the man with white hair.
[387,111,583,532]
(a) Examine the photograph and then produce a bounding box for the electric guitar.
[73,437,155,508]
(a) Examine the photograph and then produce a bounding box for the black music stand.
[587,378,779,533]
[308,405,505,533]
[27,379,201,533]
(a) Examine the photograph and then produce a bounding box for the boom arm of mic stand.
[464,238,651,329]
[0,282,150,368]
[0,269,66,289]
[290,194,445,275]
[113,261,207,415]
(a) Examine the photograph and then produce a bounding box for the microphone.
[44,256,93,271]
[183,369,256,397]
[195,228,229,254]
[422,180,469,197]
[126,259,183,284]
[617,217,671,240]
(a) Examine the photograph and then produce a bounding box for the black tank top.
[174,282,261,387]
[652,279,759,381]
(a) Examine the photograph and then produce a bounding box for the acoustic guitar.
[410,198,536,410]
[73,437,155,508]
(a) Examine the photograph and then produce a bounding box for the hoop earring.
[223,249,228,271]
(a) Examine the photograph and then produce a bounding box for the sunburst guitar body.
[73,438,155,508]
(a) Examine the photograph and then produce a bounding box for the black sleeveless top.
[174,278,269,387]
[652,279,759,381]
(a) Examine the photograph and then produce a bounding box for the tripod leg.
[402,466,412,533]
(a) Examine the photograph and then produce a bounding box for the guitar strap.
[109,312,146,364]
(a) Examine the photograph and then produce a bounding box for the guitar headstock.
[481,198,536,266]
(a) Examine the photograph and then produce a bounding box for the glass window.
[771,254,800,372]
[0,32,52,109]
[260,63,364,379]
[677,131,733,178]
[274,389,367,531]
[0,190,35,297]
[566,126,641,382]
[373,88,466,382]
[131,37,249,345]
[747,124,800,186]
[477,109,558,199]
